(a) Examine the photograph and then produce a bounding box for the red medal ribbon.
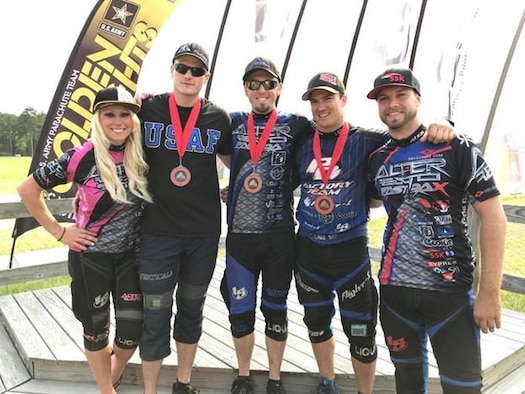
[313,123,349,185]
[247,110,278,167]
[168,93,202,159]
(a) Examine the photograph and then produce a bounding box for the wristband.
[57,227,66,242]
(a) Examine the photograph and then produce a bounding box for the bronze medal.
[170,165,191,187]
[244,173,263,193]
[314,195,335,215]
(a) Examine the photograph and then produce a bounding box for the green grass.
[1,156,524,313]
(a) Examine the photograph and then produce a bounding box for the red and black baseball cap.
[301,72,345,101]
[367,68,421,99]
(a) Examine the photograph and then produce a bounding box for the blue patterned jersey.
[368,126,500,290]
[295,125,387,244]
[221,111,312,233]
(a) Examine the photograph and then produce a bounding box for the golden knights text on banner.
[12,0,179,241]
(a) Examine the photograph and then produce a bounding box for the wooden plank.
[13,292,84,362]
[9,378,231,393]
[34,288,85,352]
[0,261,68,287]
[0,199,74,220]
[0,294,53,361]
[0,324,31,391]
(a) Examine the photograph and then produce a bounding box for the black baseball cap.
[367,68,421,99]
[242,57,281,82]
[93,86,140,113]
[301,72,345,101]
[172,42,209,70]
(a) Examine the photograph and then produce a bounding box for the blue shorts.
[138,232,219,361]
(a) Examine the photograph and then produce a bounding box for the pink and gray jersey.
[32,142,145,253]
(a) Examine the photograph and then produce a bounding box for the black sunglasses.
[173,63,207,77]
[246,80,279,91]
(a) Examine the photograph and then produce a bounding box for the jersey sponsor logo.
[423,238,454,248]
[306,157,342,180]
[375,158,450,196]
[434,214,452,225]
[234,124,293,153]
[144,123,221,154]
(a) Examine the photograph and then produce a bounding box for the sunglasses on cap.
[246,80,279,91]
[173,63,207,77]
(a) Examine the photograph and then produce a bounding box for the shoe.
[313,377,339,394]
[172,381,200,393]
[230,376,254,394]
[267,379,286,394]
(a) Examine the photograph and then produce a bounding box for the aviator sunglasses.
[173,63,207,77]
[246,80,279,91]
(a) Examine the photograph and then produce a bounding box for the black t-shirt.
[138,93,231,237]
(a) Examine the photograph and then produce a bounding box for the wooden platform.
[1,258,525,394]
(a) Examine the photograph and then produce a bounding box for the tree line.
[0,107,46,157]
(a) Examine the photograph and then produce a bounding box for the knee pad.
[82,309,111,351]
[173,281,208,343]
[265,319,288,341]
[143,291,173,310]
[230,311,256,338]
[114,308,143,349]
[350,341,377,363]
[303,305,334,343]
[261,303,288,341]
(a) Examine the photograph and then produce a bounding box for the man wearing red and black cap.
[294,71,455,394]
[366,67,421,100]
[367,67,506,394]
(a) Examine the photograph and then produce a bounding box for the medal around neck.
[170,165,191,187]
[244,172,263,193]
[314,195,335,214]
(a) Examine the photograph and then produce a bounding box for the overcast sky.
[0,0,97,115]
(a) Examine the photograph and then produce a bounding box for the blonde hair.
[90,109,153,204]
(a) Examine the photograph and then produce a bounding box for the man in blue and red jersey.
[367,67,507,393]
[294,72,455,394]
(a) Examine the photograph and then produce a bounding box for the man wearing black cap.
[367,68,506,394]
[217,56,312,394]
[295,71,456,394]
[136,42,231,394]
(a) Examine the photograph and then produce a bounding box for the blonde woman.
[18,86,152,394]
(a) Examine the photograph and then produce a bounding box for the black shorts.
[380,285,481,393]
[68,249,143,351]
[295,235,378,362]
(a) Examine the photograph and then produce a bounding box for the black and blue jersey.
[295,125,387,244]
[368,126,500,290]
[221,111,312,233]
